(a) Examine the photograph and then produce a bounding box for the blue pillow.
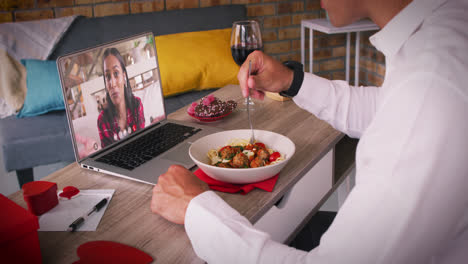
[17,59,64,118]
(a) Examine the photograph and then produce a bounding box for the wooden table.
[8,85,344,263]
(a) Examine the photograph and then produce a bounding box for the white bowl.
[189,129,295,184]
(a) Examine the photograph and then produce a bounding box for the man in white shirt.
[151,0,468,263]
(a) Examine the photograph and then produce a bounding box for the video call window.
[59,35,165,160]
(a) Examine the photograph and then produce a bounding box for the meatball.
[231,152,249,168]
[250,156,266,168]
[256,148,270,161]
[219,146,239,160]
[232,146,243,153]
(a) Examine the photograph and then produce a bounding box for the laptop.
[57,32,221,184]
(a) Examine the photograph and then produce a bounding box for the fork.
[247,60,255,145]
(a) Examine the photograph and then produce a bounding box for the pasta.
[207,139,284,168]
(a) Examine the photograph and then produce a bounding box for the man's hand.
[238,50,294,100]
[151,165,209,225]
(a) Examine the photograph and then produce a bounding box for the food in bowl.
[207,139,284,168]
[187,95,237,118]
[189,130,295,184]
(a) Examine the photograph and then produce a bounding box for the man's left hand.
[151,165,209,224]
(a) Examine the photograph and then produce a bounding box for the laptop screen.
[58,33,165,160]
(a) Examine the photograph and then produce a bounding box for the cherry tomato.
[254,142,266,149]
[218,145,230,153]
[269,152,281,162]
[218,146,231,158]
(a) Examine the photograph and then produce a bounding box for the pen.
[67,197,109,232]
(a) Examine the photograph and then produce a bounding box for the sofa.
[0,5,246,187]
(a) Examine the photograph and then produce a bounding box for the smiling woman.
[97,48,145,148]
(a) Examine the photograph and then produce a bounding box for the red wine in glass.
[230,20,263,66]
[230,20,263,110]
[231,46,262,66]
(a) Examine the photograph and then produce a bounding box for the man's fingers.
[238,51,265,98]
[168,164,184,174]
[151,184,163,213]
[247,76,255,91]
[150,165,207,225]
[153,183,162,193]
[238,61,250,97]
[157,172,171,192]
[250,89,265,100]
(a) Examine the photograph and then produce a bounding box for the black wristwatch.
[279,61,304,98]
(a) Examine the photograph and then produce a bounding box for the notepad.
[38,189,115,232]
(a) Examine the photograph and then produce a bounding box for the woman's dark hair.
[101,48,143,129]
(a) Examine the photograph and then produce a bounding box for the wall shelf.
[301,18,379,86]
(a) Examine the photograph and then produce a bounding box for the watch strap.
[279,61,304,98]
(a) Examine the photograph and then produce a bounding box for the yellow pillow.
[155,28,239,97]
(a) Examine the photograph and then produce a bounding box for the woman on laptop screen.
[97,47,145,148]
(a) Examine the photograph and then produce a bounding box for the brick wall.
[0,0,384,86]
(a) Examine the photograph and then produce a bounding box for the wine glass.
[230,20,263,110]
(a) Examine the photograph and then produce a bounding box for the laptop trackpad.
[160,142,194,166]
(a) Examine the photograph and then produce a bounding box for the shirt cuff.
[293,73,333,116]
[184,191,269,262]
[185,191,244,223]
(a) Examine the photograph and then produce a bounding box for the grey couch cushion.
[49,5,246,59]
[0,5,246,173]
[0,111,74,171]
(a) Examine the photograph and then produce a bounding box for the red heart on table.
[22,181,58,215]
[73,241,153,264]
[22,181,56,196]
[59,186,80,199]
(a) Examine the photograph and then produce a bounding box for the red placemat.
[194,169,279,195]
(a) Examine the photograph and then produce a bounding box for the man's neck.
[367,0,413,28]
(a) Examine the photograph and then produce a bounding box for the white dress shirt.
[185,0,468,263]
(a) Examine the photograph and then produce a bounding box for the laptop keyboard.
[96,123,201,171]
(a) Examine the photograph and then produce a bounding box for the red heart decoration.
[22,181,58,215]
[59,186,80,199]
[22,181,56,196]
[73,241,153,264]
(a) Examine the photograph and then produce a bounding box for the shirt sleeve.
[185,73,468,263]
[293,73,380,138]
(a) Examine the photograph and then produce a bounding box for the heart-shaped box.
[22,181,58,216]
